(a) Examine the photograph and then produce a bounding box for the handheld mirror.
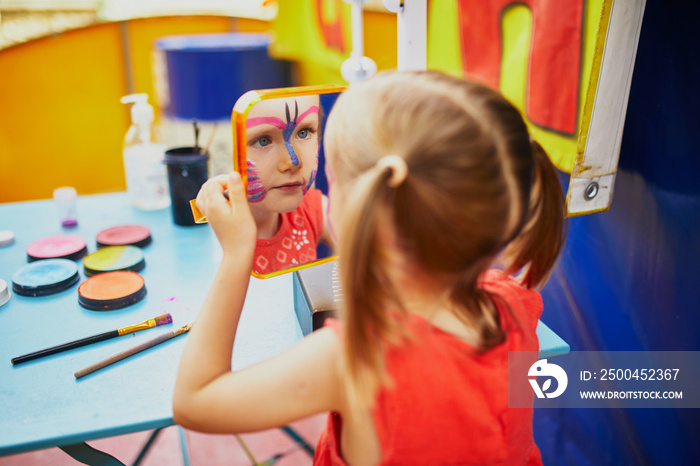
[191,84,345,278]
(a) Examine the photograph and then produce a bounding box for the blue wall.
[535,0,700,464]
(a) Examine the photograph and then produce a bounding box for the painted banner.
[272,0,646,215]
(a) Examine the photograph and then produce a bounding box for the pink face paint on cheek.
[246,161,267,202]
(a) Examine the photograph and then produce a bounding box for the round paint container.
[82,245,145,276]
[0,279,11,306]
[78,271,147,311]
[96,225,152,248]
[12,259,80,297]
[26,234,87,262]
[0,230,15,248]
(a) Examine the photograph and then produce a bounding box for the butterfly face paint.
[247,161,267,202]
[247,102,319,167]
[244,95,320,213]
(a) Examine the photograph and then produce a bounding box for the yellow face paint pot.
[82,245,145,276]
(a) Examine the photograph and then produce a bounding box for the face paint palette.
[78,271,147,311]
[82,245,145,276]
[12,259,80,296]
[26,234,87,262]
[96,225,152,248]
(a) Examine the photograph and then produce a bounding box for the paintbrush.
[74,321,193,379]
[11,314,173,365]
[201,123,218,155]
[193,119,200,154]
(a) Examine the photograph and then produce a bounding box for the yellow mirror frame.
[190,83,346,279]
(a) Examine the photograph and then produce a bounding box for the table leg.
[59,442,126,466]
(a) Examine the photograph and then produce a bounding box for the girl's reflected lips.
[272,181,303,193]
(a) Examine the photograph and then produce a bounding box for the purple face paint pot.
[82,246,145,276]
[53,187,78,228]
[164,147,209,226]
[12,259,80,297]
[26,234,87,262]
[96,225,152,248]
[78,271,147,311]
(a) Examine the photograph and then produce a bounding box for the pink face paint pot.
[26,234,87,262]
[82,245,145,276]
[78,271,147,311]
[12,259,80,296]
[96,225,152,248]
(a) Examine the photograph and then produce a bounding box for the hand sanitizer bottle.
[120,94,170,210]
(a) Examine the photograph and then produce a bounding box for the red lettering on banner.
[316,0,345,53]
[457,0,583,135]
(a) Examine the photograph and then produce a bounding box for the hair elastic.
[376,155,408,188]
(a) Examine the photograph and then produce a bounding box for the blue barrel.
[154,33,292,121]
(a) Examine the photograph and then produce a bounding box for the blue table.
[0,193,303,460]
[0,192,570,462]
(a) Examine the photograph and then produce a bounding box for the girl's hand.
[195,173,257,258]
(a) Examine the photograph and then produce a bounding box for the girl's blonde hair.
[324,70,565,410]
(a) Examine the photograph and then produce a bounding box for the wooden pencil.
[74,322,193,379]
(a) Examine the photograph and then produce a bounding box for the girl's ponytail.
[503,139,566,289]
[337,163,401,412]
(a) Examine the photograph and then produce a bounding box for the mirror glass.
[233,85,345,278]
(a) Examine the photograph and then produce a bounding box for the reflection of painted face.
[246,95,320,213]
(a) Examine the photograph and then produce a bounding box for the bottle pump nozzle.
[121,93,154,126]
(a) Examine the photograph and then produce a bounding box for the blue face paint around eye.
[283,101,300,166]
[302,152,319,195]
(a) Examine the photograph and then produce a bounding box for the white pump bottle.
[120,93,170,210]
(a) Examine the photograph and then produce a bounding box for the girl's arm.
[173,173,343,433]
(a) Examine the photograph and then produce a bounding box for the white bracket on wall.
[341,0,378,83]
[567,0,646,216]
[383,0,427,71]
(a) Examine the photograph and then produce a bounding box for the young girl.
[245,94,334,274]
[173,70,565,465]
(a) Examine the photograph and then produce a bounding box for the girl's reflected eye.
[295,126,317,140]
[250,136,272,148]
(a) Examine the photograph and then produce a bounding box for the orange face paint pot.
[77,271,147,311]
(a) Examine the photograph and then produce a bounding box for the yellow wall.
[0,10,396,203]
[0,16,270,203]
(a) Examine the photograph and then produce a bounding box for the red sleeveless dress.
[314,270,543,465]
[252,189,324,275]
